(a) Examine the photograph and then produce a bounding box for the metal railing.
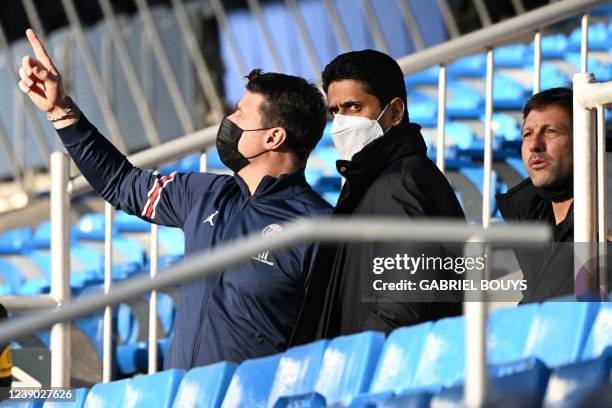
[0,0,608,406]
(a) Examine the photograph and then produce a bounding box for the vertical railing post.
[148,210,160,374]
[533,30,541,94]
[596,106,607,295]
[50,152,71,387]
[580,13,589,73]
[436,64,447,174]
[482,48,494,228]
[464,240,487,408]
[102,203,114,382]
[572,72,598,297]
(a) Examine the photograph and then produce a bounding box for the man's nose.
[528,134,546,152]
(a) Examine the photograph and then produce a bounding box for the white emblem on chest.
[203,210,219,226]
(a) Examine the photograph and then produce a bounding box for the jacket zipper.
[190,193,252,366]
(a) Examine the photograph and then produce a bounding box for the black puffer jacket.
[290,122,465,345]
[496,178,574,302]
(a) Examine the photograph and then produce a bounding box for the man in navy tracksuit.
[19,29,331,369]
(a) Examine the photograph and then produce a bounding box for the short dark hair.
[321,49,408,121]
[245,69,327,162]
[523,87,573,121]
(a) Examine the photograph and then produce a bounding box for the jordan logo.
[203,210,219,226]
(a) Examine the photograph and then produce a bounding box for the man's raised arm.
[17,29,209,228]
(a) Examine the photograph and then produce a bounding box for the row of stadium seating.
[2,298,610,407]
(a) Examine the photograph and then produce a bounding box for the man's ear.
[388,97,405,127]
[264,127,288,151]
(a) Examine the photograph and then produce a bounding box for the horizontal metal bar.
[68,123,219,196]
[397,0,607,75]
[0,295,57,313]
[574,78,612,108]
[0,218,550,344]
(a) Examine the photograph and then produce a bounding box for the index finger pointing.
[25,29,53,69]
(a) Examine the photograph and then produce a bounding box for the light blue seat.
[172,362,237,408]
[158,227,185,258]
[408,92,438,127]
[0,227,33,254]
[447,82,484,119]
[523,301,600,367]
[123,369,185,408]
[404,66,440,86]
[114,212,150,233]
[448,54,486,77]
[568,22,610,51]
[221,354,281,408]
[42,388,89,408]
[411,316,465,389]
[488,113,521,142]
[313,331,385,406]
[493,73,528,109]
[487,303,539,366]
[350,322,432,407]
[0,259,25,294]
[541,34,568,58]
[494,44,532,68]
[267,339,328,408]
[581,302,612,361]
[205,148,227,171]
[445,122,475,150]
[73,213,116,241]
[539,63,570,90]
[84,378,130,408]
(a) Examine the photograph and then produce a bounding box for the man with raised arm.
[18,29,331,369]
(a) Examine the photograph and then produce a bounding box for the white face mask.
[330,104,389,161]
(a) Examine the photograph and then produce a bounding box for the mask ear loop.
[241,127,280,160]
[376,103,392,134]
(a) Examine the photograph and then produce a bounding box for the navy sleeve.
[57,116,222,228]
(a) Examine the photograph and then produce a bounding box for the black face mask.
[215,117,271,173]
[533,175,573,202]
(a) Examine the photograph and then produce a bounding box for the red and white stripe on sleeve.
[141,171,177,220]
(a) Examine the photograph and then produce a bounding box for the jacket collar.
[234,167,309,199]
[335,122,428,181]
[496,177,573,224]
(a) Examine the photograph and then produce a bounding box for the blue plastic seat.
[221,354,281,408]
[350,322,432,407]
[408,92,437,127]
[114,211,150,233]
[0,227,33,254]
[268,340,328,407]
[487,303,539,365]
[568,22,610,51]
[541,34,568,58]
[42,388,89,408]
[205,148,227,171]
[445,122,475,150]
[543,355,611,407]
[448,54,486,77]
[494,44,532,68]
[493,74,528,109]
[412,316,465,389]
[0,259,25,294]
[310,331,385,406]
[158,227,185,258]
[523,301,600,367]
[581,302,612,361]
[447,82,484,119]
[123,369,185,408]
[84,378,130,408]
[404,66,440,86]
[172,362,237,408]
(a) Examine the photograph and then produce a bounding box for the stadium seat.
[123,369,185,408]
[42,388,89,408]
[487,303,539,365]
[0,227,33,254]
[543,354,611,407]
[411,316,465,389]
[268,339,328,407]
[568,22,610,51]
[114,212,150,234]
[221,354,281,408]
[84,378,130,408]
[172,362,237,408]
[350,322,433,406]
[493,74,528,109]
[494,43,532,68]
[448,54,486,77]
[447,82,484,119]
[313,331,385,406]
[541,34,568,59]
[523,301,600,367]
[581,302,612,361]
[407,93,437,128]
[404,66,440,86]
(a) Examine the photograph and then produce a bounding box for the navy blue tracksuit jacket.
[57,117,332,369]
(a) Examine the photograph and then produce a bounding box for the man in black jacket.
[496,88,576,302]
[291,50,465,345]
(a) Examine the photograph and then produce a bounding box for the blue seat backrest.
[369,322,433,395]
[412,316,465,388]
[581,302,612,360]
[487,303,539,365]
[172,362,237,408]
[523,301,600,367]
[314,331,385,406]
[267,340,328,408]
[114,211,151,233]
[42,388,89,408]
[123,369,185,408]
[221,354,281,408]
[84,378,130,408]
